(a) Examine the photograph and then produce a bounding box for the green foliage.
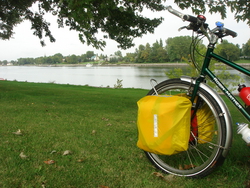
[0,0,165,49]
[207,64,244,92]
[109,51,124,63]
[114,79,123,88]
[215,40,241,61]
[86,51,95,59]
[52,53,63,64]
[123,53,137,63]
[114,50,122,57]
[141,43,152,62]
[134,39,168,63]
[109,57,119,63]
[165,43,243,92]
[174,0,250,25]
[165,67,184,79]
[151,39,168,63]
[242,39,250,57]
[17,57,35,65]
[2,36,250,64]
[16,51,99,65]
[66,54,78,64]
[165,58,200,79]
[2,1,250,50]
[166,36,193,62]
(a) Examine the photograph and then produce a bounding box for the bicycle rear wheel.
[145,78,230,178]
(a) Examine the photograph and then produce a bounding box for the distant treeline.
[1,36,250,65]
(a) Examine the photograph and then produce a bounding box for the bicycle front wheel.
[145,78,230,178]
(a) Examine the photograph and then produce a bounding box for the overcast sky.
[0,1,249,61]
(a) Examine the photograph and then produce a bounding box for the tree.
[114,51,123,57]
[35,57,45,64]
[17,58,35,65]
[0,0,164,49]
[135,44,146,63]
[174,0,250,25]
[1,60,8,65]
[86,51,95,60]
[150,39,168,62]
[215,40,240,61]
[66,54,78,64]
[114,50,123,61]
[52,53,63,64]
[45,56,55,64]
[124,53,136,63]
[98,54,107,61]
[79,54,88,63]
[156,46,169,62]
[150,40,161,63]
[242,39,250,57]
[140,43,152,62]
[166,36,192,62]
[1,1,249,50]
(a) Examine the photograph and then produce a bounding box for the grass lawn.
[0,81,249,188]
[235,60,250,64]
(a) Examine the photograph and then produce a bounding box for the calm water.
[0,65,248,91]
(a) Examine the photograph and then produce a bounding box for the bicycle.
[142,6,250,178]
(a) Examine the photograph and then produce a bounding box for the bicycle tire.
[144,78,229,178]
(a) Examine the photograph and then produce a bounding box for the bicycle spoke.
[189,144,209,162]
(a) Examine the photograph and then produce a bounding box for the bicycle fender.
[180,76,233,157]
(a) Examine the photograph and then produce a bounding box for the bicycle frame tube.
[211,53,250,76]
[194,46,250,121]
[205,68,250,120]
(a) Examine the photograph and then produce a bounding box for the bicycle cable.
[189,32,206,72]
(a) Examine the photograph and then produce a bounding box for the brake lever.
[178,24,194,31]
[178,26,187,31]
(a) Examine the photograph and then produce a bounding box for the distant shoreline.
[3,62,250,67]
[118,63,188,67]
[32,63,189,67]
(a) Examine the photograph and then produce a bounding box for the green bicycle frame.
[191,44,250,121]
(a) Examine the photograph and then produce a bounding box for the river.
[0,65,249,92]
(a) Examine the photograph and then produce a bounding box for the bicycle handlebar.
[167,6,201,24]
[222,28,237,38]
[166,6,237,38]
[183,15,201,23]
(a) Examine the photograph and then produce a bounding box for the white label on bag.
[154,114,158,137]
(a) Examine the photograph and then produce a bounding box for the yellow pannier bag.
[178,94,215,144]
[137,95,192,155]
[196,103,215,144]
[180,94,216,144]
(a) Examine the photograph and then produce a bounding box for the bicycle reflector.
[197,15,206,22]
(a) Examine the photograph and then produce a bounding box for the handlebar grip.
[166,6,184,19]
[222,28,237,38]
[166,6,200,24]
[183,15,200,23]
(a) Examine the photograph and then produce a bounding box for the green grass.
[0,81,249,188]
[235,59,250,64]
